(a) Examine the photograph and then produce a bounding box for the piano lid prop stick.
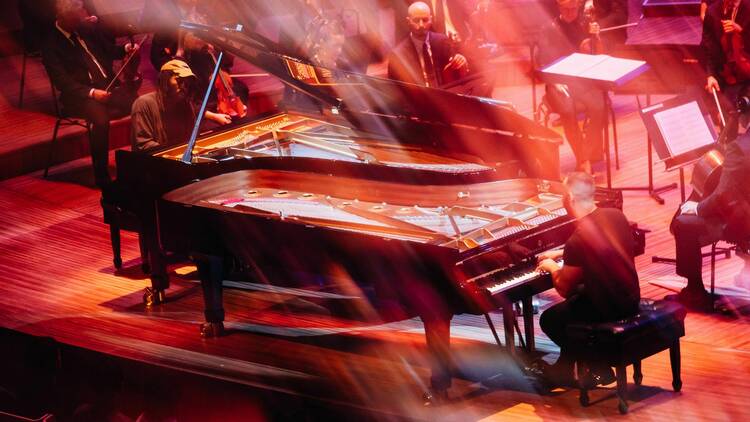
[712,87,727,128]
[183,51,224,163]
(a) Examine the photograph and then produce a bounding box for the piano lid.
[180,22,561,142]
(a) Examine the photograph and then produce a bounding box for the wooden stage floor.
[1,81,750,420]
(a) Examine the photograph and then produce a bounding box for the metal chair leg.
[44,119,62,178]
[19,52,27,109]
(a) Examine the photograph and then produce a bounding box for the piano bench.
[100,182,148,273]
[566,299,686,414]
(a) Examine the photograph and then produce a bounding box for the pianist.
[535,172,640,386]
[131,59,231,152]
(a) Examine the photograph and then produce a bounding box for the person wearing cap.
[131,59,230,151]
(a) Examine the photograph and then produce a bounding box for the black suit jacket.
[42,24,126,104]
[702,0,750,82]
[387,31,453,86]
[698,134,750,222]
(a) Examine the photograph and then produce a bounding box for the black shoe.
[422,388,449,407]
[675,287,714,312]
[526,360,576,388]
[581,365,616,389]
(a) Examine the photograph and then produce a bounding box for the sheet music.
[543,53,608,78]
[542,53,647,84]
[652,101,715,157]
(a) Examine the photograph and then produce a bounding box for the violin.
[720,0,750,84]
[209,52,246,119]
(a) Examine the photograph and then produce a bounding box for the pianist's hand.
[680,200,699,216]
[537,249,564,262]
[536,258,560,275]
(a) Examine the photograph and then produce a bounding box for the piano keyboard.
[467,258,564,295]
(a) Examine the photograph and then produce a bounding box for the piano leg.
[195,253,226,337]
[502,305,516,356]
[522,296,535,353]
[421,313,453,393]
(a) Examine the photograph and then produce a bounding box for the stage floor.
[1,80,749,420]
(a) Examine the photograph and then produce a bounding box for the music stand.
[640,94,718,201]
[540,53,649,188]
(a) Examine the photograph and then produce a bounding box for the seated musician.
[536,0,606,175]
[387,1,468,88]
[535,172,640,385]
[42,0,141,188]
[702,0,750,137]
[671,131,750,310]
[142,0,249,118]
[131,59,199,151]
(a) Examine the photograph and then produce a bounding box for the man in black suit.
[702,0,750,137]
[671,132,750,310]
[42,0,140,187]
[387,1,468,88]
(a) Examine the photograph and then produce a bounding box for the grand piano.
[157,169,643,392]
[108,22,562,303]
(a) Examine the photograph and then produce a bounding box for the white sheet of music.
[542,53,647,84]
[652,101,715,157]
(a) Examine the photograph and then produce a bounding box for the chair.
[17,0,55,109]
[43,76,91,178]
[536,92,620,169]
[567,299,686,414]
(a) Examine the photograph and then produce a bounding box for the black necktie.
[422,40,437,88]
[70,33,107,87]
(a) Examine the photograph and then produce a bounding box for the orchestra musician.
[42,0,141,188]
[141,0,247,123]
[536,0,606,175]
[387,1,468,88]
[535,172,640,386]
[670,131,750,310]
[702,0,750,138]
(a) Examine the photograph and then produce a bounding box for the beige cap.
[160,59,196,78]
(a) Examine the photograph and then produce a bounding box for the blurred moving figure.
[387,1,468,87]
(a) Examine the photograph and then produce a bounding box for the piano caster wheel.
[143,287,166,307]
[200,322,225,338]
[114,257,122,269]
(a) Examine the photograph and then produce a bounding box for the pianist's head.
[562,172,596,218]
[407,2,433,39]
[159,59,197,104]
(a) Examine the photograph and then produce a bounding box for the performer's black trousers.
[671,213,724,290]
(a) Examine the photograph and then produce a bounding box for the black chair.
[17,0,55,109]
[43,76,91,178]
[567,299,686,414]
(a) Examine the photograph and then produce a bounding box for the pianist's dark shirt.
[563,207,640,320]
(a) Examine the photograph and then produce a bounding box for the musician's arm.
[130,98,161,151]
[41,43,91,102]
[698,141,743,217]
[702,9,722,80]
[552,265,584,299]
